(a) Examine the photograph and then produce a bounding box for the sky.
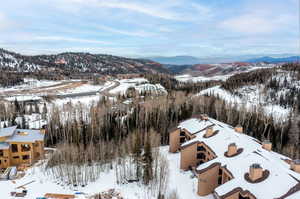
[0,0,299,58]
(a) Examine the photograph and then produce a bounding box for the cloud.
[33,36,111,44]
[219,0,298,35]
[96,25,155,37]
[56,0,212,22]
[0,0,297,57]
[0,13,11,30]
[220,14,276,34]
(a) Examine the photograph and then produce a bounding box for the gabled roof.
[178,117,300,199]
[0,126,17,138]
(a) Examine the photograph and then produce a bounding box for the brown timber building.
[0,126,45,170]
[169,115,300,199]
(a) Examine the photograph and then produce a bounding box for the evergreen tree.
[143,133,153,185]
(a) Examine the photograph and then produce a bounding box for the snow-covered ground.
[197,85,291,121]
[109,78,167,95]
[175,74,230,83]
[4,95,42,102]
[0,78,63,92]
[175,64,277,83]
[0,147,213,199]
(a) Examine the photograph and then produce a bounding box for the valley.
[0,48,299,199]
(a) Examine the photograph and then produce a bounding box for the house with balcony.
[169,115,300,199]
[0,126,45,170]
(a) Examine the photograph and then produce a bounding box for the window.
[180,131,185,136]
[21,144,31,152]
[219,169,223,175]
[197,153,206,159]
[22,155,30,160]
[11,144,18,153]
[197,146,206,152]
[218,176,222,185]
[0,150,3,157]
[13,156,19,159]
[180,137,185,143]
[239,194,250,199]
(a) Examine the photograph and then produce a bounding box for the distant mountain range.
[246,56,300,63]
[146,56,201,65]
[147,55,299,65]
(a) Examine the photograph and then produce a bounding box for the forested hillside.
[0,48,169,76]
[222,63,300,111]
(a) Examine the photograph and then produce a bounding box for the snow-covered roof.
[178,117,300,199]
[0,142,9,149]
[0,126,17,138]
[0,126,44,143]
[6,129,44,143]
[178,118,214,134]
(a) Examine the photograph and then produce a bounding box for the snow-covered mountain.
[168,62,278,74]
[0,48,169,75]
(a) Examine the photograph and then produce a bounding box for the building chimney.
[234,125,243,133]
[205,126,214,137]
[262,140,272,151]
[201,114,209,121]
[249,163,263,182]
[227,143,237,156]
[291,160,300,173]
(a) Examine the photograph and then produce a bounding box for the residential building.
[0,126,45,170]
[169,115,300,199]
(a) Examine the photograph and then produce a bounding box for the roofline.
[274,182,300,199]
[196,162,221,175]
[215,188,257,199]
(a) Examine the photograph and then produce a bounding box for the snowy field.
[175,64,277,83]
[0,78,63,92]
[0,147,213,199]
[175,74,230,83]
[109,78,167,95]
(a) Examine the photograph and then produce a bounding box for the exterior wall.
[180,142,198,170]
[9,142,34,166]
[0,141,44,169]
[180,142,216,171]
[169,129,181,153]
[221,168,233,184]
[198,164,220,196]
[0,149,10,169]
[0,137,8,142]
[221,191,256,199]
[33,141,44,159]
[169,128,196,153]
